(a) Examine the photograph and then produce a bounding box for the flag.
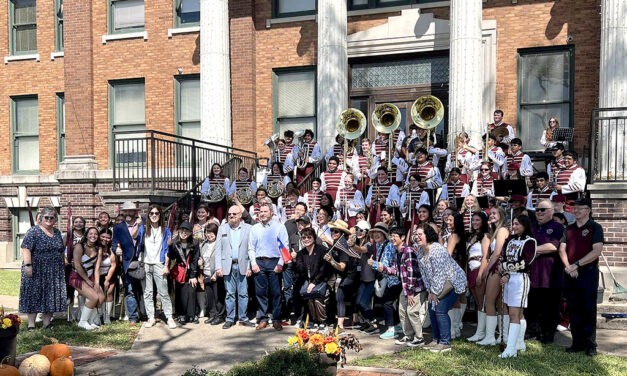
[278,237,292,263]
[189,202,195,225]
[26,200,34,227]
[168,202,178,232]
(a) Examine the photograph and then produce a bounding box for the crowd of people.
[18,110,603,357]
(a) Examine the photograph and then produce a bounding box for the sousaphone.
[337,108,367,171]
[372,103,402,171]
[411,95,444,151]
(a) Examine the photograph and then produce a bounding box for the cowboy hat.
[120,201,136,211]
[328,219,351,235]
[369,222,389,238]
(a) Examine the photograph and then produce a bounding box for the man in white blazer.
[215,205,254,329]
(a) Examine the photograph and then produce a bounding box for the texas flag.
[277,237,292,264]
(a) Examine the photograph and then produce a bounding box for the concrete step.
[598,302,627,314]
[597,315,627,330]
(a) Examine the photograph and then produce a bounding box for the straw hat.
[120,201,136,211]
[328,219,351,235]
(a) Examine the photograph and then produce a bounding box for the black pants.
[526,287,561,341]
[175,281,197,320]
[204,276,226,320]
[564,265,598,351]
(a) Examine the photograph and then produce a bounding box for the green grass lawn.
[17,320,141,355]
[0,269,21,296]
[352,340,627,376]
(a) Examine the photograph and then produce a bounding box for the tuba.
[263,133,280,162]
[236,186,254,205]
[372,103,402,171]
[294,130,309,169]
[267,180,284,199]
[337,108,367,172]
[410,95,444,152]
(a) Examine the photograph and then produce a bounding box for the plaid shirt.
[399,243,425,296]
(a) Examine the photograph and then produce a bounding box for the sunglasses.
[301,236,314,240]
[149,212,160,216]
[549,120,557,123]
[356,228,367,233]
[43,216,57,221]
[536,208,551,213]
[331,229,342,234]
[480,169,490,171]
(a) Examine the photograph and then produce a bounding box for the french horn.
[267,180,284,199]
[236,186,254,205]
[204,184,226,203]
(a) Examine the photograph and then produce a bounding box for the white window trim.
[168,26,200,38]
[4,54,40,64]
[51,51,64,60]
[102,31,148,44]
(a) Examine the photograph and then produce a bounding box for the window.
[273,0,316,18]
[175,75,200,166]
[517,46,574,152]
[109,80,146,164]
[349,0,443,11]
[174,0,200,27]
[11,96,39,174]
[9,0,37,55]
[273,67,317,136]
[57,94,65,163]
[55,0,63,51]
[13,209,31,260]
[109,0,145,34]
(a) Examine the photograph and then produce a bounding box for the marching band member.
[193,204,221,242]
[279,188,301,223]
[303,178,323,218]
[268,139,295,175]
[445,135,477,184]
[526,172,556,211]
[400,174,431,230]
[460,195,482,233]
[283,130,296,152]
[334,173,365,227]
[325,134,358,171]
[498,215,537,358]
[292,129,321,184]
[471,162,497,199]
[433,199,449,228]
[540,117,569,151]
[547,143,566,182]
[229,167,257,211]
[506,139,533,181]
[554,151,586,201]
[262,162,292,204]
[488,110,515,146]
[354,138,379,192]
[365,167,401,226]
[405,148,442,190]
[373,132,406,184]
[201,163,231,222]
[506,195,528,224]
[320,156,346,200]
[475,134,507,179]
[439,168,470,210]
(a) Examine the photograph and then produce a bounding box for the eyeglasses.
[549,120,557,123]
[301,236,314,240]
[228,212,239,216]
[480,169,490,171]
[536,208,551,213]
[43,216,57,221]
[149,212,160,216]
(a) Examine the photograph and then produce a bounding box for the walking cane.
[499,283,505,353]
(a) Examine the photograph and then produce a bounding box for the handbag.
[170,253,190,284]
[299,281,327,299]
[436,255,455,300]
[374,277,387,298]
[127,228,146,280]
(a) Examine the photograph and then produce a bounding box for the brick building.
[0,0,625,290]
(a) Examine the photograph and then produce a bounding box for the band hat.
[328,220,351,235]
[121,201,136,211]
[356,220,371,231]
[511,194,526,203]
[573,198,592,208]
[552,194,567,203]
[179,221,193,232]
[369,222,389,238]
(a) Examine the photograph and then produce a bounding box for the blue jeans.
[124,273,139,323]
[224,264,248,322]
[282,263,294,318]
[356,281,375,321]
[254,258,282,323]
[428,290,461,345]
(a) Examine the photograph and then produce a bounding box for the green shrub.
[226,348,329,376]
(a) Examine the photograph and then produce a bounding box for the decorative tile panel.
[351,57,449,88]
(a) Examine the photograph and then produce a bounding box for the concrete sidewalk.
[0,295,19,310]
[75,320,627,376]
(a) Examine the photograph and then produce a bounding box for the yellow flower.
[2,318,11,328]
[325,342,339,355]
[309,334,324,346]
[288,336,299,346]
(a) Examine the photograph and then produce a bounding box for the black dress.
[19,226,67,314]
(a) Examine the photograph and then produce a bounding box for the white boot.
[196,292,206,318]
[76,296,86,322]
[458,303,466,332]
[78,307,96,330]
[499,323,520,358]
[448,310,460,339]
[467,311,486,342]
[103,302,113,325]
[88,308,100,328]
[517,319,527,352]
[477,315,497,346]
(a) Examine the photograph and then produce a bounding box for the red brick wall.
[592,199,627,268]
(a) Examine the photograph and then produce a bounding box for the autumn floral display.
[287,315,362,367]
[0,306,22,331]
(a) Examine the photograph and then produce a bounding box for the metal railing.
[296,161,325,195]
[112,130,259,193]
[589,108,627,183]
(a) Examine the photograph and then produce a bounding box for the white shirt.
[144,226,162,265]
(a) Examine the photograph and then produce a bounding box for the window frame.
[108,78,147,166]
[108,0,145,34]
[8,0,38,56]
[11,95,39,175]
[55,0,63,51]
[272,65,318,136]
[272,0,317,18]
[516,45,575,151]
[174,74,200,137]
[173,0,200,28]
[12,208,30,261]
[348,0,442,11]
[57,93,65,164]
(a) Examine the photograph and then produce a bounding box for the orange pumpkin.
[40,337,72,364]
[18,354,50,376]
[50,356,74,376]
[0,356,20,376]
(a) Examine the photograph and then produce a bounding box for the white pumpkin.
[18,354,51,376]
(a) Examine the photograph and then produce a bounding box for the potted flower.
[0,306,22,366]
[287,316,362,375]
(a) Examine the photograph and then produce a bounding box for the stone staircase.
[597,301,627,330]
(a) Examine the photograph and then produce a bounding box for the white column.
[599,0,627,179]
[200,0,231,147]
[449,0,483,149]
[317,0,348,155]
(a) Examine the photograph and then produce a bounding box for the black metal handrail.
[296,161,325,195]
[112,130,259,193]
[588,107,627,184]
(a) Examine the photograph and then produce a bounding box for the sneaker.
[407,337,425,347]
[395,336,411,345]
[365,324,380,335]
[238,320,256,327]
[430,343,451,353]
[557,324,569,332]
[422,340,438,350]
[167,318,177,329]
[358,322,371,332]
[379,328,396,340]
[144,319,156,328]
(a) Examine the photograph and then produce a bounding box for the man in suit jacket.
[215,204,254,329]
[112,201,142,326]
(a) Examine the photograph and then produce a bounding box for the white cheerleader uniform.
[501,236,537,308]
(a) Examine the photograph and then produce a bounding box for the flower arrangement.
[0,306,21,331]
[287,316,362,367]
